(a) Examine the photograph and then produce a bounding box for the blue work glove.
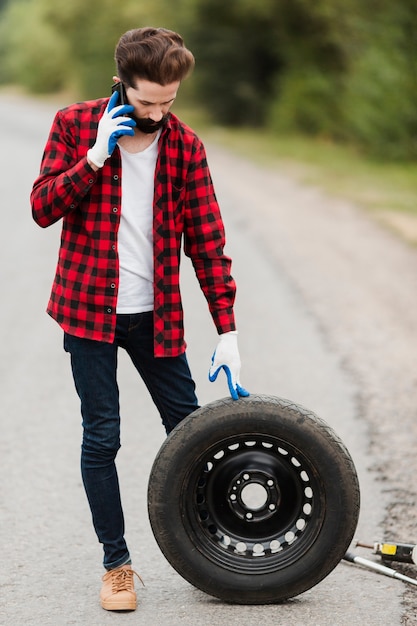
[209,331,250,400]
[87,90,136,168]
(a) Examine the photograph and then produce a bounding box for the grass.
[209,128,417,215]
[176,105,417,243]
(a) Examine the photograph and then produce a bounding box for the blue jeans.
[64,312,199,570]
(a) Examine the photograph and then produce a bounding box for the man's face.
[125,79,180,133]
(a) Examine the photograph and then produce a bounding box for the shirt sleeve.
[31,109,98,228]
[183,139,237,335]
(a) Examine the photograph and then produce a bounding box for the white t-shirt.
[116,131,161,313]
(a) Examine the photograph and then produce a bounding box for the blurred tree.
[0,0,415,158]
[342,0,417,159]
[39,0,161,97]
[0,0,193,97]
[186,0,283,125]
[189,0,417,158]
[267,0,355,137]
[0,0,68,92]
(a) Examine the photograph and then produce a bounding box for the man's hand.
[209,331,250,400]
[87,90,136,168]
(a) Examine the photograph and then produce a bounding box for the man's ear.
[112,75,121,84]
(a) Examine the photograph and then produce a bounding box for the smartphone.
[111,81,128,105]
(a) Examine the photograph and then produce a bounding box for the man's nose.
[149,108,163,122]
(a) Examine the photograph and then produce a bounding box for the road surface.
[1,92,417,625]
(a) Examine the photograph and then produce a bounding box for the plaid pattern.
[31,98,236,357]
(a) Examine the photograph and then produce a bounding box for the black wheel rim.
[181,433,325,575]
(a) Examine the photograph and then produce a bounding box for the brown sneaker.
[100,564,143,611]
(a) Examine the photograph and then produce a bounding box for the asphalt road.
[2,91,416,625]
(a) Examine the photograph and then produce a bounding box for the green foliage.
[266,0,354,137]
[188,0,417,159]
[0,0,192,98]
[36,0,170,97]
[0,0,415,159]
[186,0,282,125]
[0,0,68,92]
[268,69,346,137]
[342,2,417,159]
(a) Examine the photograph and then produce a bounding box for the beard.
[131,113,169,134]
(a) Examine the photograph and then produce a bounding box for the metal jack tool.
[344,552,417,587]
[356,540,417,565]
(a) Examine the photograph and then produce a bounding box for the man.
[31,27,248,612]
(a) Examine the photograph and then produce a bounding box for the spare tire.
[147,394,360,604]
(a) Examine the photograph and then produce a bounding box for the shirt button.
[113,175,119,180]
[70,204,75,209]
[88,178,94,184]
[111,244,116,250]
[107,307,112,313]
[112,207,118,213]
[110,283,115,289]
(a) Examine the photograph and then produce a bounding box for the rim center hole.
[240,483,268,510]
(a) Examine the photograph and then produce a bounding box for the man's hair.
[115,27,195,87]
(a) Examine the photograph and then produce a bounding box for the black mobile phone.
[111,81,127,104]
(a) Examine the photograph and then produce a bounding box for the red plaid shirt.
[31,98,236,356]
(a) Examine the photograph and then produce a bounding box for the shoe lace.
[111,568,145,592]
